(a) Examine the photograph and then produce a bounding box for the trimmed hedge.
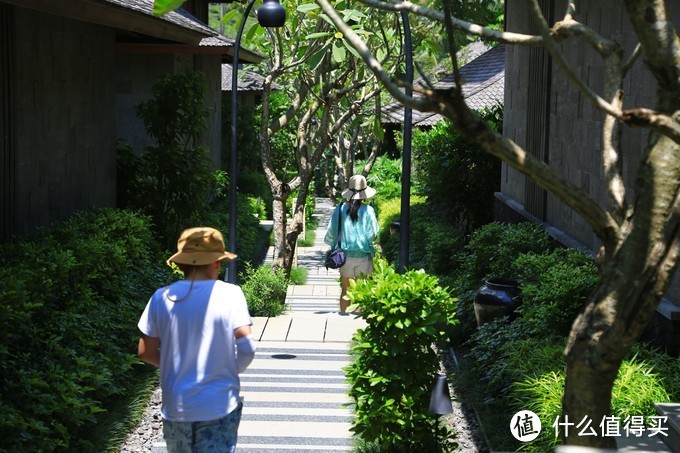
[0,209,172,451]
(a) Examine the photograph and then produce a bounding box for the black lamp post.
[227,0,286,283]
[398,10,413,274]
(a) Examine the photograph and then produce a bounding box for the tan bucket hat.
[166,227,237,266]
[342,175,376,200]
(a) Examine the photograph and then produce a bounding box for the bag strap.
[336,204,343,249]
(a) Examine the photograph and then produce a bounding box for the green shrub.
[413,106,502,232]
[374,197,402,247]
[203,193,268,281]
[467,321,565,399]
[365,156,406,202]
[450,222,553,342]
[374,196,429,265]
[457,222,553,291]
[407,204,465,277]
[515,248,598,337]
[117,71,219,249]
[0,209,171,451]
[241,264,288,317]
[628,343,680,400]
[248,195,268,220]
[288,266,309,285]
[345,259,458,451]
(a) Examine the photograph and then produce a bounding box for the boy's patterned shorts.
[162,402,243,453]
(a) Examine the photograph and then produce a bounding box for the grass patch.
[289,266,308,285]
[92,369,160,452]
[298,216,319,247]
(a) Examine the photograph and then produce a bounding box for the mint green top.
[324,203,379,258]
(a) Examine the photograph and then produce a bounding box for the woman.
[324,175,379,313]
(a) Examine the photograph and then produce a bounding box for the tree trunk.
[563,132,680,447]
[270,182,294,276]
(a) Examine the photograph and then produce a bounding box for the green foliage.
[449,222,553,343]
[413,107,502,232]
[511,360,672,452]
[117,71,220,248]
[288,266,309,285]
[248,195,268,220]
[0,209,171,451]
[515,248,598,337]
[375,196,426,265]
[374,197,403,248]
[629,343,680,400]
[376,198,464,280]
[344,259,458,451]
[240,169,273,218]
[456,222,553,292]
[365,156,408,202]
[203,193,268,281]
[297,215,319,247]
[240,264,288,317]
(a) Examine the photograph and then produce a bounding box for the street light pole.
[227,0,285,284]
[398,10,413,274]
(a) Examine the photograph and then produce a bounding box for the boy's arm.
[234,325,256,373]
[137,334,161,367]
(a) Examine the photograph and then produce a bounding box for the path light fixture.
[429,372,454,451]
[227,0,286,283]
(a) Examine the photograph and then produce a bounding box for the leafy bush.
[375,196,428,265]
[629,343,680,400]
[248,195,268,220]
[413,106,502,232]
[366,156,409,202]
[374,197,402,248]
[240,264,288,317]
[0,209,171,451]
[515,248,598,337]
[450,222,553,343]
[466,321,565,401]
[456,222,553,291]
[117,70,220,248]
[203,193,269,281]
[345,259,458,451]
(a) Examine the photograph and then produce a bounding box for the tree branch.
[315,0,621,248]
[357,0,544,45]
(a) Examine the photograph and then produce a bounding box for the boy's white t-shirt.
[138,279,252,422]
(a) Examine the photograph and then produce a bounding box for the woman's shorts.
[340,256,374,278]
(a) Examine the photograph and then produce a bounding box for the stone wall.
[115,53,223,167]
[501,0,680,304]
[12,7,117,236]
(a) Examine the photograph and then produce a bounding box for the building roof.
[221,64,282,92]
[2,0,217,44]
[382,44,505,127]
[200,35,264,64]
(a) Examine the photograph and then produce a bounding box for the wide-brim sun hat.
[342,175,376,200]
[167,227,237,266]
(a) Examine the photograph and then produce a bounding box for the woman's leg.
[340,276,352,313]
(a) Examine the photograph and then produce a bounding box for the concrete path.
[237,197,366,452]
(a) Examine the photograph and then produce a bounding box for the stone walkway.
[237,197,365,451]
